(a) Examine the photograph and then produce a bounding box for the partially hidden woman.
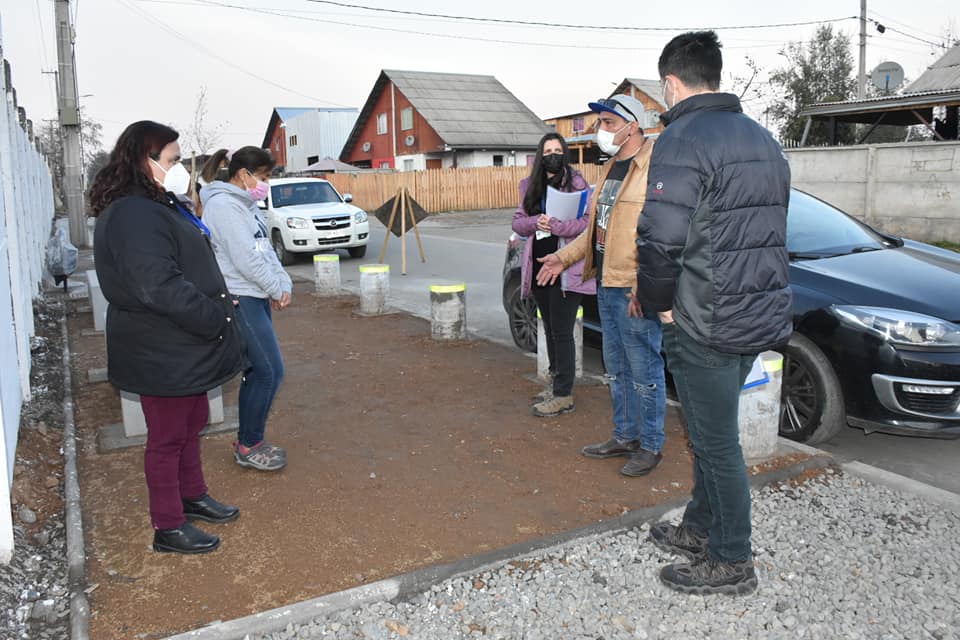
[199,147,292,472]
[512,133,596,417]
[90,121,243,555]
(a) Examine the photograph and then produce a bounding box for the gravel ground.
[1,296,71,640]
[255,470,960,640]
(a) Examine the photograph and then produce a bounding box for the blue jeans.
[235,296,285,447]
[596,286,666,453]
[663,321,756,562]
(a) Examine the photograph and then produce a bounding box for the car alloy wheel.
[779,333,845,444]
[508,284,537,353]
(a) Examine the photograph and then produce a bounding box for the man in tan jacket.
[537,94,667,477]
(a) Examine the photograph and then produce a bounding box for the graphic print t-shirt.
[593,159,631,283]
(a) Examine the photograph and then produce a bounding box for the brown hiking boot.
[531,395,574,417]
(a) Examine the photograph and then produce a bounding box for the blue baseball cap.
[588,94,643,123]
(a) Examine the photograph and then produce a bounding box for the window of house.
[289,135,298,147]
[379,161,391,169]
[403,159,414,172]
[572,117,585,133]
[377,112,388,135]
[401,107,413,131]
[307,155,319,165]
[492,155,504,167]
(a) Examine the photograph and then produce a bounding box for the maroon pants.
[140,393,209,530]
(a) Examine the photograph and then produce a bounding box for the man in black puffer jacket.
[635,31,791,596]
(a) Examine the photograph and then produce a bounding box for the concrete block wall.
[786,141,960,243]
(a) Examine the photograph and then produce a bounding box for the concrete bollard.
[738,351,784,461]
[537,306,583,380]
[429,283,467,340]
[359,264,390,315]
[86,270,107,332]
[313,254,341,296]
[120,387,225,438]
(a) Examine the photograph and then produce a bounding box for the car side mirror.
[343,193,353,203]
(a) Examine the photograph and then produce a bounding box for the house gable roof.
[340,69,551,159]
[904,43,960,93]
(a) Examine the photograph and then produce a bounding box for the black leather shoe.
[621,449,663,476]
[153,523,220,554]
[182,494,240,524]
[581,437,642,459]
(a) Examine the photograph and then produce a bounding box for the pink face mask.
[244,170,269,201]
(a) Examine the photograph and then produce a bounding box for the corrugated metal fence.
[325,163,606,213]
[0,31,56,562]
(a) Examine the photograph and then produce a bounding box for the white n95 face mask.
[596,128,622,156]
[163,162,192,195]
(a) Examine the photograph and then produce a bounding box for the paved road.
[285,210,960,495]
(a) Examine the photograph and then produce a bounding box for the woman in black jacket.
[89,121,244,555]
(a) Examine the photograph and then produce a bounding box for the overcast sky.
[1,0,956,154]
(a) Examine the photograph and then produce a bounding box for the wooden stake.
[408,187,426,264]
[378,192,400,263]
[400,187,408,275]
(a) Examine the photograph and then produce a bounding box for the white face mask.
[596,122,630,156]
[151,159,192,195]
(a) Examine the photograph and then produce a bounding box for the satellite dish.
[404,134,415,147]
[361,141,371,152]
[871,61,905,92]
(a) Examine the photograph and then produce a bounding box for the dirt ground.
[65,282,805,639]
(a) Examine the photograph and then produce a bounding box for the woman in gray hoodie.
[200,147,292,471]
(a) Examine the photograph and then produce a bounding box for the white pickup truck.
[258,177,370,264]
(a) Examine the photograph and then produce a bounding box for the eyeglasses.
[595,98,638,123]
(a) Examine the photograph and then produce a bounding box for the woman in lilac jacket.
[513,133,596,417]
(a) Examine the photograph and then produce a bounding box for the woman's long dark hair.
[201,146,276,183]
[522,133,573,217]
[88,121,178,215]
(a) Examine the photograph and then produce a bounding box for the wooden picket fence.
[324,164,605,213]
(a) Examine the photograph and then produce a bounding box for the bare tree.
[727,55,765,104]
[180,86,227,156]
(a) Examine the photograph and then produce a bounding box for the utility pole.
[858,0,867,99]
[53,0,85,246]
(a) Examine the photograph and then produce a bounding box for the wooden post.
[378,192,400,263]
[400,187,407,275]
[408,187,426,265]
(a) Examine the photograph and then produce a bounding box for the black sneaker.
[649,522,708,560]
[620,449,662,476]
[660,554,758,595]
[581,437,641,459]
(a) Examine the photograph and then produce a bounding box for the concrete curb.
[165,454,834,640]
[841,460,960,513]
[61,311,90,640]
[777,437,960,513]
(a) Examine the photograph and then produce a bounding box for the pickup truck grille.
[318,235,351,246]
[313,216,352,231]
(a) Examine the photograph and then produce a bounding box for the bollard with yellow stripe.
[313,254,341,296]
[429,283,467,340]
[358,264,390,314]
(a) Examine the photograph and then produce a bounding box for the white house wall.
[284,109,359,172]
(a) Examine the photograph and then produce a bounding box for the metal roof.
[904,43,960,93]
[341,69,551,159]
[797,44,960,125]
[624,78,666,106]
[798,89,960,124]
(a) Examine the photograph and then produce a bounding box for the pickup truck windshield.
[271,182,342,208]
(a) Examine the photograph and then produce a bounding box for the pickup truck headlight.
[286,217,311,230]
[832,305,960,349]
[354,211,368,224]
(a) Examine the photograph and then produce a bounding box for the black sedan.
[502,189,960,444]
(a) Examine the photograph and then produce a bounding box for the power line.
[297,0,857,32]
[868,10,945,40]
[133,0,798,52]
[112,0,352,106]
